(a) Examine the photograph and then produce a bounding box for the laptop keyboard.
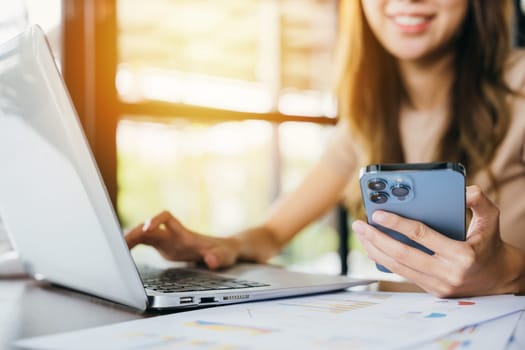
[139,267,270,293]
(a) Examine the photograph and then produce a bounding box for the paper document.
[16,291,525,350]
[506,311,525,350]
[416,311,522,350]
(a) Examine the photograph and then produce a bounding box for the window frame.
[62,0,338,211]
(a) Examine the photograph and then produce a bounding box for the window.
[116,0,337,116]
[116,0,341,272]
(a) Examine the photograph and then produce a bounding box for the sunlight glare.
[117,65,274,113]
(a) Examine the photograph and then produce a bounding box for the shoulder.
[505,49,525,91]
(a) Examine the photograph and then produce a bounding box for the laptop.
[0,25,371,311]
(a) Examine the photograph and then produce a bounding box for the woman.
[126,0,525,297]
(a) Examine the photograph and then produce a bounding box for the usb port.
[199,297,216,304]
[179,296,194,304]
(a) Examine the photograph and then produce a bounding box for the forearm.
[227,161,349,264]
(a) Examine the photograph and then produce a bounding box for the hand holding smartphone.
[359,162,466,272]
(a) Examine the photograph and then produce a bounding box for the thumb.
[466,186,496,218]
[466,185,499,238]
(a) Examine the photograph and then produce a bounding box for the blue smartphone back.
[359,162,466,272]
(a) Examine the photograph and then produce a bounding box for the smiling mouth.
[390,14,434,32]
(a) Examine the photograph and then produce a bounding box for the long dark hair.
[336,0,514,219]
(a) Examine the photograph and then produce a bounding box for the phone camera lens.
[370,191,389,204]
[368,179,387,191]
[391,184,410,198]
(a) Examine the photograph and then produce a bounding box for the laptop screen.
[0,26,148,310]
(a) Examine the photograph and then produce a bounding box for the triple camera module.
[368,178,411,204]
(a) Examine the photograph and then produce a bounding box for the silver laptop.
[0,25,370,311]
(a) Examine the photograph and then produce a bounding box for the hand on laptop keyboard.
[125,211,240,269]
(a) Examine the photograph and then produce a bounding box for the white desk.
[0,279,149,350]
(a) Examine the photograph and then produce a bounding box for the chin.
[393,52,431,62]
[385,45,439,63]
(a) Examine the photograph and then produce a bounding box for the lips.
[389,14,434,33]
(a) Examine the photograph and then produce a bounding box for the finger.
[203,254,219,269]
[202,246,235,270]
[352,220,453,279]
[356,232,449,296]
[371,211,462,258]
[125,225,165,249]
[125,224,148,249]
[145,211,186,234]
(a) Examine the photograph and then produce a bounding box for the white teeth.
[393,15,427,26]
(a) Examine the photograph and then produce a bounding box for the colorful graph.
[119,331,253,350]
[427,312,523,350]
[437,339,472,350]
[185,320,275,336]
[277,299,378,314]
[457,301,476,306]
[15,292,522,350]
[434,300,476,307]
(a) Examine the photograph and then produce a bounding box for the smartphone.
[359,162,466,273]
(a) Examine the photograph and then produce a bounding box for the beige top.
[320,50,525,252]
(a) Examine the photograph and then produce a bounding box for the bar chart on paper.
[185,320,275,336]
[414,311,522,350]
[16,291,525,350]
[276,298,379,314]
